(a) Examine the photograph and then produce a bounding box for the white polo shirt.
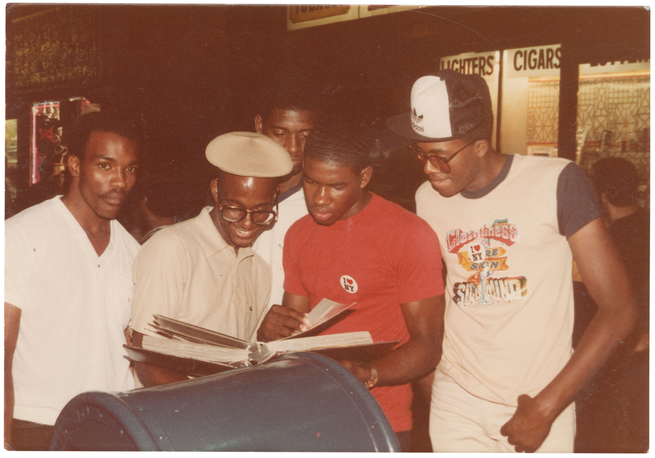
[5,196,138,425]
[131,207,271,342]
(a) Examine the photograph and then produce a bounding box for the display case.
[501,44,562,156]
[576,59,650,206]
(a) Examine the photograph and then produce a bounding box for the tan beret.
[205,132,293,178]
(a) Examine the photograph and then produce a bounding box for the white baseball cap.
[386,70,493,142]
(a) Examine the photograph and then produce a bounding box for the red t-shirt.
[284,193,444,432]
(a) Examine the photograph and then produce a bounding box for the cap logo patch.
[409,76,454,138]
[411,108,424,132]
[340,275,358,294]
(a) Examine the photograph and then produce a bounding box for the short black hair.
[257,69,322,121]
[590,157,640,207]
[460,122,493,144]
[66,112,146,161]
[303,120,370,174]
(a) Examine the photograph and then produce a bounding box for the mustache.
[100,189,127,199]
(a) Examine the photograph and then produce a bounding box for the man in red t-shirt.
[257,121,445,451]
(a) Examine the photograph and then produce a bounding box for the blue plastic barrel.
[50,352,400,451]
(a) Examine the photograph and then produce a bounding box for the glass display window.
[501,44,562,156]
[576,59,650,207]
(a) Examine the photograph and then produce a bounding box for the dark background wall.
[6,5,650,204]
[4,5,650,450]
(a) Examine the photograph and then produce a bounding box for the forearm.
[534,219,640,420]
[368,338,441,387]
[501,221,638,452]
[499,303,637,453]
[357,296,444,387]
[534,298,637,422]
[131,330,189,387]
[134,362,189,388]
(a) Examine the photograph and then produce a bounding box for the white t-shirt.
[416,154,601,405]
[5,196,139,425]
[253,185,308,308]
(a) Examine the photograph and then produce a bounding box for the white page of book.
[266,331,372,354]
[142,335,250,364]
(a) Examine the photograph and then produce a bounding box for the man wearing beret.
[386,70,637,452]
[130,132,292,387]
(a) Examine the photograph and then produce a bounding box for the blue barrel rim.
[50,390,162,451]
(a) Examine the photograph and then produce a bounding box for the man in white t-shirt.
[4,112,144,450]
[386,70,637,452]
[252,81,318,318]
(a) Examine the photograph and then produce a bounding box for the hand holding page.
[284,298,357,338]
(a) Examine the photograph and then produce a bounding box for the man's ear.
[139,195,148,211]
[254,114,264,134]
[358,166,373,189]
[68,154,81,177]
[473,139,490,158]
[210,178,220,204]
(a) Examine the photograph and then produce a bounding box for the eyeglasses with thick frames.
[216,201,278,226]
[415,139,478,173]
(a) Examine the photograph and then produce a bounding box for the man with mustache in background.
[5,112,144,450]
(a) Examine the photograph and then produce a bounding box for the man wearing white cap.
[129,132,292,387]
[387,70,636,452]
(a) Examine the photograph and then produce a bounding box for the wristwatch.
[362,363,379,389]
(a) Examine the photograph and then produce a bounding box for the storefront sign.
[439,51,500,82]
[580,58,650,75]
[287,5,357,30]
[359,5,420,18]
[503,44,561,78]
[287,5,421,30]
